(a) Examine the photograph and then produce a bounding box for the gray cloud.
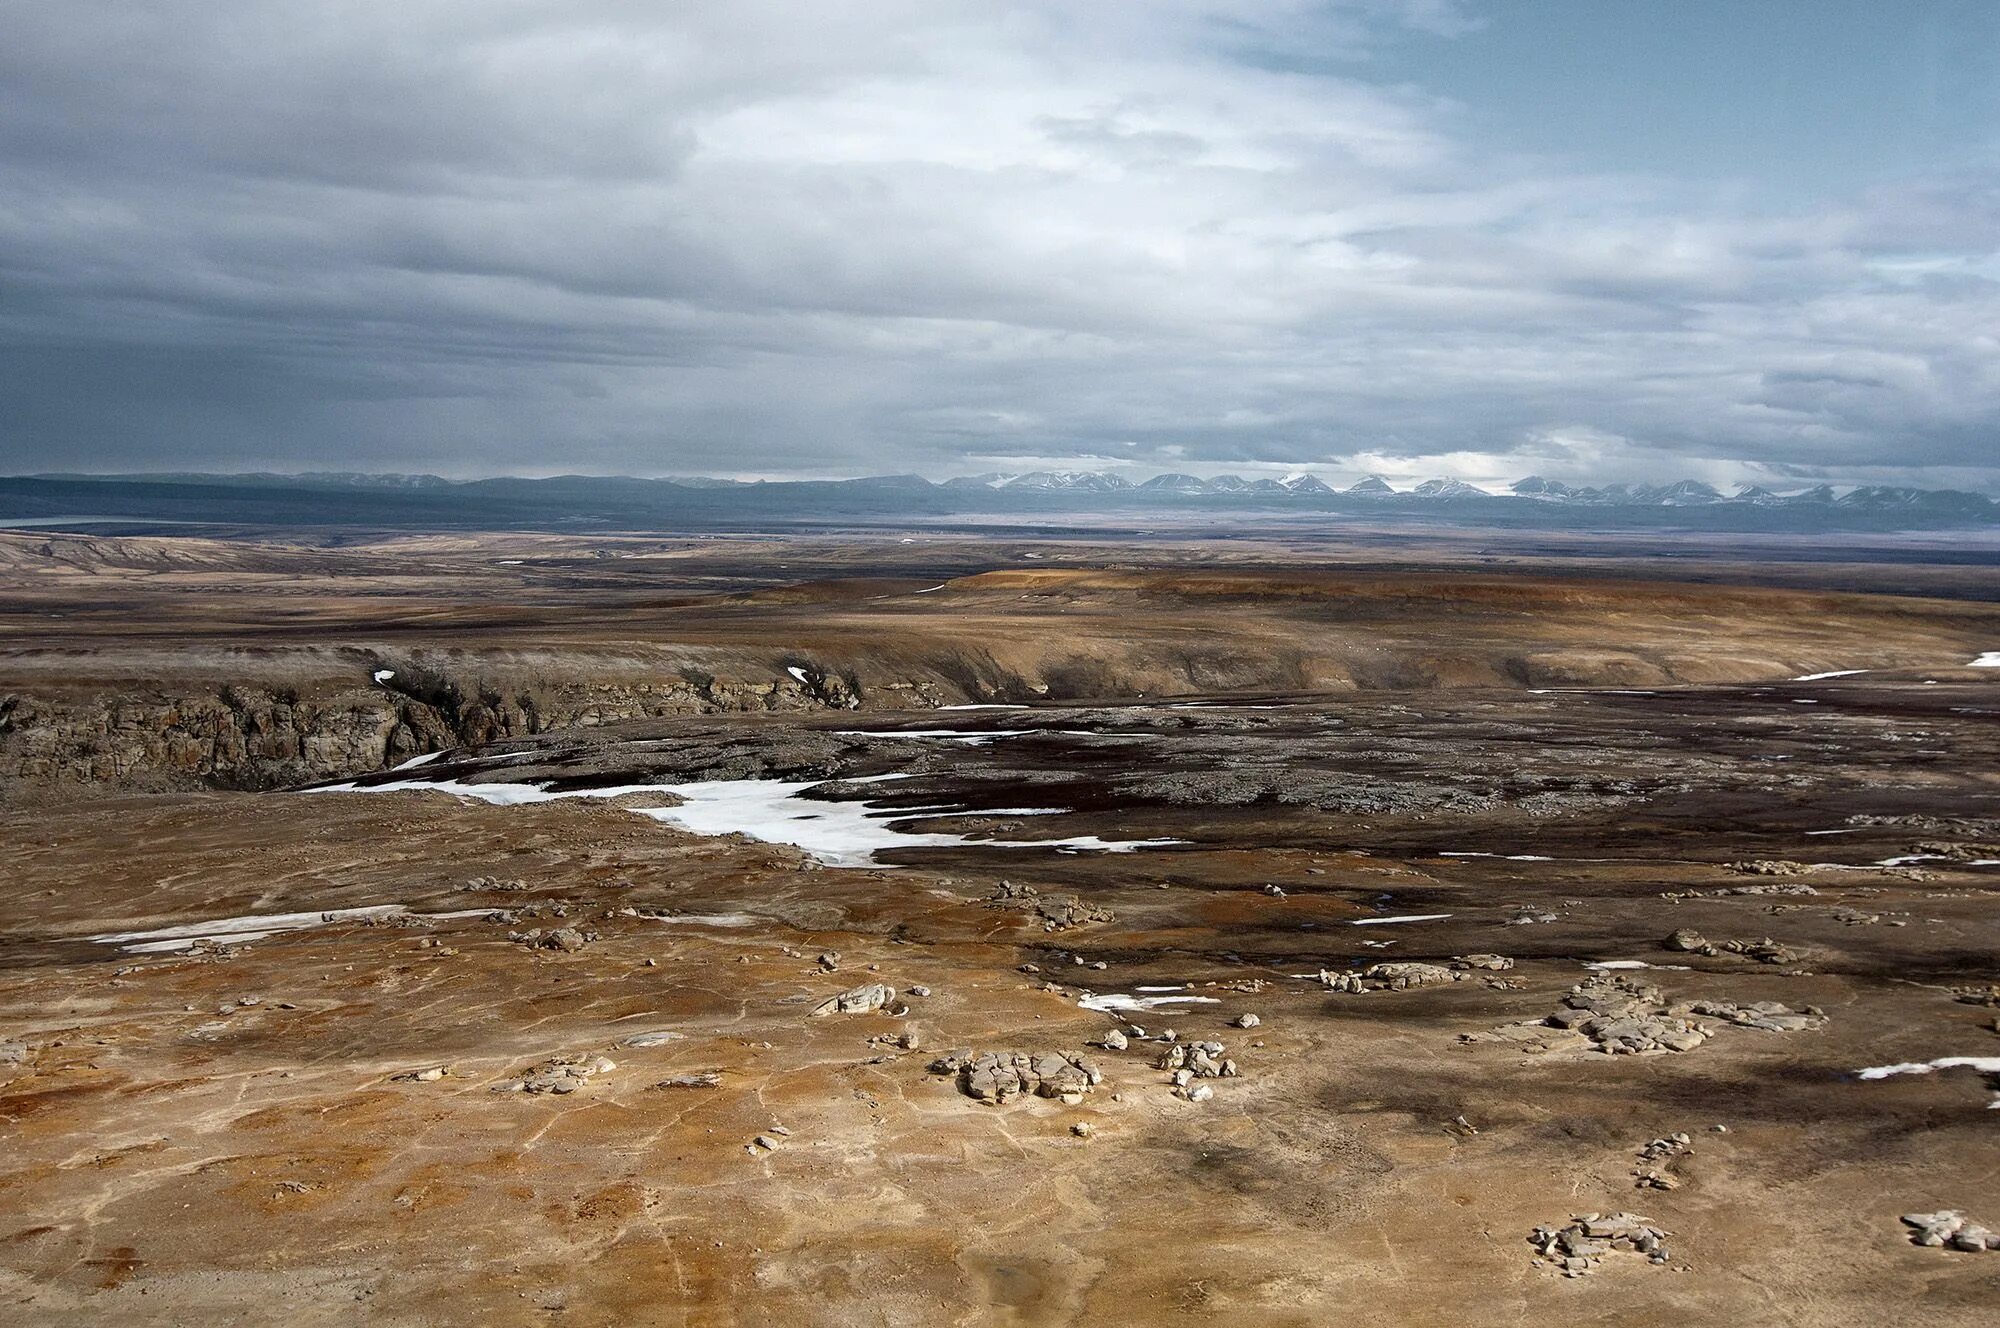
[2,0,1997,489]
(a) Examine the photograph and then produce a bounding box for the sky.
[3,0,1999,489]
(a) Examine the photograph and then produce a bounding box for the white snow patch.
[1583,960,1690,972]
[937,704,1029,711]
[1970,652,2000,668]
[1352,913,1453,926]
[621,1031,683,1047]
[305,774,1181,869]
[786,666,812,684]
[372,670,396,684]
[391,751,445,771]
[645,912,760,928]
[1439,852,1554,861]
[912,583,948,594]
[1134,985,1185,993]
[1856,1056,2000,1107]
[1793,669,1867,681]
[1857,1056,2000,1079]
[1077,993,1220,1014]
[835,728,1034,744]
[91,905,493,954]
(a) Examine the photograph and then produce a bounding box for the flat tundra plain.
[2,527,1998,1326]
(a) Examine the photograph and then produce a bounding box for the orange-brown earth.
[2,530,1999,1325]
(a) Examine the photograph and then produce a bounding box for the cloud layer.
[3,1,1997,487]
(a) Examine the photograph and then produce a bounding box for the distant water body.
[0,516,202,529]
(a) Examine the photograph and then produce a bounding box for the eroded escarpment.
[8,536,2000,791]
[0,660,922,789]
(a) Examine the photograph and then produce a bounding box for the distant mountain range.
[3,469,1994,533]
[924,469,1995,513]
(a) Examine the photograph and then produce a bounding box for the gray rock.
[810,982,896,1016]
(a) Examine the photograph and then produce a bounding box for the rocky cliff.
[0,665,947,790]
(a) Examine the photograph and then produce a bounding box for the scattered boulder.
[391,1066,446,1083]
[1231,1013,1261,1029]
[1317,969,1365,994]
[1452,954,1515,971]
[1664,928,1713,954]
[652,1073,722,1090]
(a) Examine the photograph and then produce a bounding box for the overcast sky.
[4,1,1999,488]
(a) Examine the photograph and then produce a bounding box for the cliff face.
[0,668,930,789]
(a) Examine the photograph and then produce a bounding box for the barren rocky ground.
[2,528,1998,1325]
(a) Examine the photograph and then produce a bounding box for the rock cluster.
[927,1050,1104,1105]
[1318,961,1477,993]
[1546,976,1711,1054]
[1035,895,1115,930]
[1729,859,1811,876]
[1901,1210,2000,1251]
[1634,1133,1692,1190]
[1663,929,1798,964]
[1156,1039,1239,1090]
[984,881,1115,931]
[493,1054,617,1095]
[1465,974,1825,1054]
[1682,998,1824,1032]
[460,876,529,892]
[1364,962,1460,990]
[1911,839,2000,862]
[1529,1213,1671,1275]
[511,926,594,953]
